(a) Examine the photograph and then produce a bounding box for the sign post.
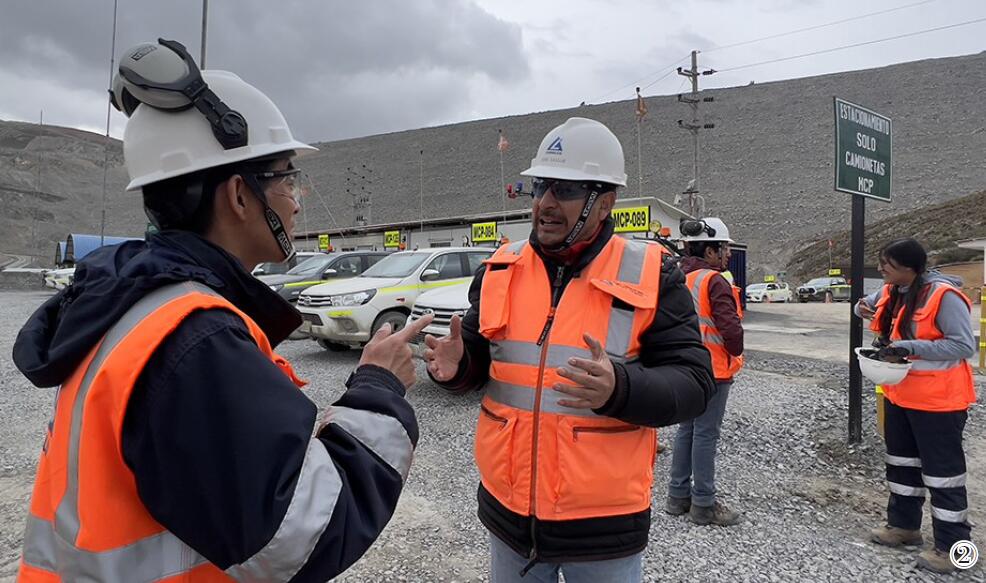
[835,97,892,444]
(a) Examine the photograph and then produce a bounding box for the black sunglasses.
[531,178,613,201]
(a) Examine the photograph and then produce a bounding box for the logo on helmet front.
[546,137,563,154]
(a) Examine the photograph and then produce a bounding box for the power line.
[584,0,939,105]
[718,16,986,73]
[704,0,936,53]
[304,173,350,245]
[586,54,690,104]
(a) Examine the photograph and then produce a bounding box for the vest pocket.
[475,403,515,503]
[554,419,655,517]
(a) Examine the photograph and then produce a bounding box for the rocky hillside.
[0,122,139,264]
[785,189,986,283]
[2,51,984,269]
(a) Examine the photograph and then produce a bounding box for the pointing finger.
[394,313,433,341]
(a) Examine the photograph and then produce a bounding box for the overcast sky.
[1,0,982,143]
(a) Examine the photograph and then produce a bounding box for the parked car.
[745,282,793,303]
[251,251,322,277]
[259,251,388,303]
[297,247,492,351]
[43,267,76,291]
[407,282,471,346]
[797,276,850,302]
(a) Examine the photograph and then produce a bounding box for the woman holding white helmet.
[14,39,431,582]
[857,238,976,574]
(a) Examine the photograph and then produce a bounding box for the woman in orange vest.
[666,218,745,527]
[857,238,976,574]
[12,40,432,582]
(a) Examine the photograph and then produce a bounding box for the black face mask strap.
[544,189,601,253]
[242,173,296,262]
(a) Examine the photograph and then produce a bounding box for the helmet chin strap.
[243,174,296,262]
[543,190,600,253]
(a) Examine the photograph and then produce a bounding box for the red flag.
[497,130,509,153]
[635,87,647,121]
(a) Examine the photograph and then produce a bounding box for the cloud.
[0,0,530,141]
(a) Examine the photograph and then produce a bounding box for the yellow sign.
[471,221,498,243]
[828,268,843,276]
[318,234,330,251]
[764,275,777,283]
[384,230,401,248]
[648,220,663,233]
[611,206,650,233]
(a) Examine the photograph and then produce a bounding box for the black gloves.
[876,345,910,362]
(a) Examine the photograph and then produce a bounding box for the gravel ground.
[1,290,985,582]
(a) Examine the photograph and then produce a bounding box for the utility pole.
[347,165,372,227]
[419,149,425,234]
[100,0,119,245]
[200,0,209,68]
[676,50,716,217]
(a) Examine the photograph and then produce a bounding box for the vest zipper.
[523,265,566,575]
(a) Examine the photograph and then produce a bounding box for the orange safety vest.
[686,269,743,381]
[19,282,304,582]
[869,282,975,412]
[476,237,663,521]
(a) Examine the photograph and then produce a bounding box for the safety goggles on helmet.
[111,38,248,150]
[531,178,614,202]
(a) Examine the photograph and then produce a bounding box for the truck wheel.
[317,339,350,352]
[372,311,409,336]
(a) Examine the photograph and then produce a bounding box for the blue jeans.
[489,534,643,583]
[668,381,732,507]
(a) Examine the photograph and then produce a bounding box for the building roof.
[65,234,142,263]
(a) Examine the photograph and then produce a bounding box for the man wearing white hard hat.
[666,217,745,526]
[13,39,431,582]
[425,117,714,581]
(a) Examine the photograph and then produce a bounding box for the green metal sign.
[834,98,892,202]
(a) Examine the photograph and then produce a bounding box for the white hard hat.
[680,217,733,243]
[520,117,627,186]
[854,347,912,385]
[123,70,315,191]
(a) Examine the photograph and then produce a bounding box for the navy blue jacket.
[13,231,417,581]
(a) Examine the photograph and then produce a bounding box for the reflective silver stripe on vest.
[490,340,635,371]
[324,406,414,481]
[226,437,344,582]
[486,380,599,418]
[687,270,722,345]
[885,454,922,468]
[55,282,218,544]
[24,283,219,578]
[687,269,714,307]
[605,241,650,358]
[23,514,210,581]
[887,481,927,497]
[932,505,968,523]
[922,473,967,489]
